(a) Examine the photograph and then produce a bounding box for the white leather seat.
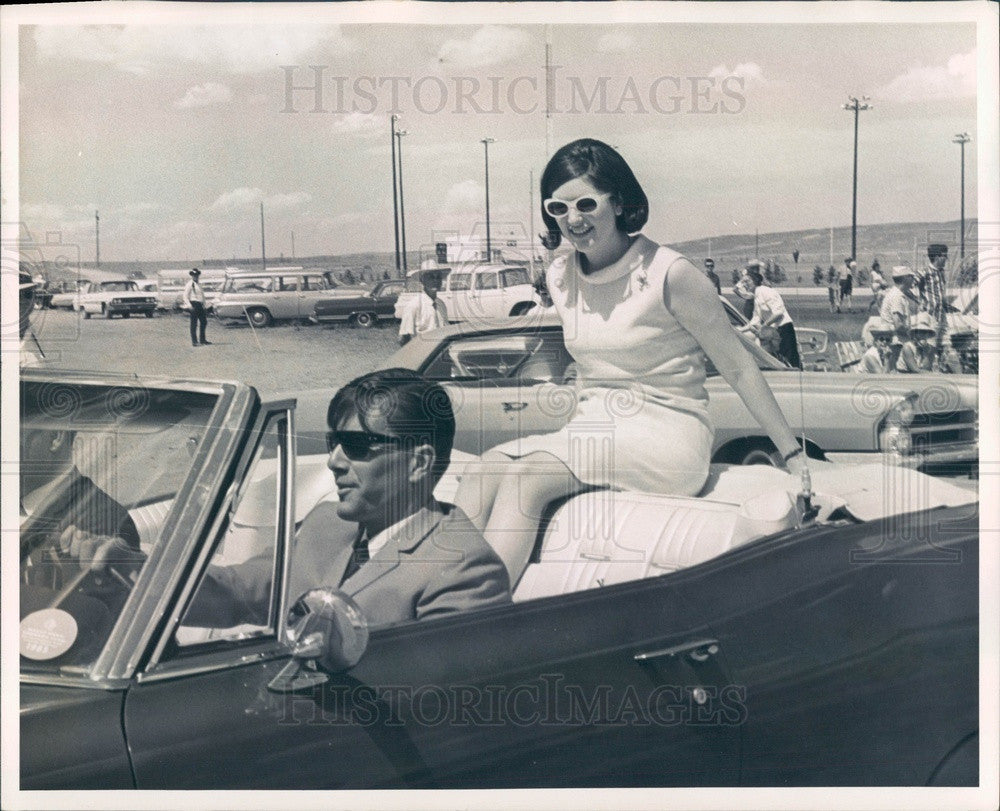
[512,464,799,602]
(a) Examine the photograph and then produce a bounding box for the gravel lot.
[28,295,874,396]
[28,308,402,396]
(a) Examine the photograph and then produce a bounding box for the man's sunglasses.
[326,430,406,460]
[542,191,614,218]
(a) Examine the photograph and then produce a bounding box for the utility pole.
[260,202,266,271]
[391,115,401,275]
[842,95,872,261]
[291,231,295,260]
[482,138,495,261]
[952,132,971,261]
[95,210,100,268]
[396,129,408,272]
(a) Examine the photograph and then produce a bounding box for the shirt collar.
[365,504,444,557]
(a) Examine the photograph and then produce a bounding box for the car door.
[470,270,503,319]
[674,508,979,786]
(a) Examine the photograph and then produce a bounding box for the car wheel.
[738,443,782,467]
[84,310,91,320]
[247,307,272,327]
[355,312,376,328]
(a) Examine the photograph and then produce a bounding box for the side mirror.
[267,589,369,693]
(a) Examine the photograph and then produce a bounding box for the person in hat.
[896,312,939,373]
[398,268,447,346]
[183,268,210,347]
[879,266,918,350]
[837,258,855,313]
[703,258,721,295]
[860,318,896,374]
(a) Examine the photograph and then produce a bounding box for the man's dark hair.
[327,368,455,480]
[927,243,948,261]
[540,138,649,250]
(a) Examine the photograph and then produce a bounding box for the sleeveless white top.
[493,234,714,495]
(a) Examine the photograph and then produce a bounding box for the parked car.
[311,279,406,327]
[394,263,540,324]
[18,369,979,789]
[79,280,158,319]
[48,279,92,310]
[365,312,978,473]
[214,268,367,327]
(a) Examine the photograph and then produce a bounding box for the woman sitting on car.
[453,138,807,583]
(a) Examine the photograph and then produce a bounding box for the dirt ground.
[26,294,874,395]
[27,308,403,396]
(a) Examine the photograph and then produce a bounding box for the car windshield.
[100,281,137,292]
[19,380,221,677]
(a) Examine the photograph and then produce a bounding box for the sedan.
[311,279,405,327]
[18,369,980,791]
[373,312,978,473]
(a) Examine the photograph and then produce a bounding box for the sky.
[7,7,989,264]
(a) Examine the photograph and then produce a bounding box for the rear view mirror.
[267,589,369,692]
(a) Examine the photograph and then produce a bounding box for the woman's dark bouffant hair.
[539,138,649,250]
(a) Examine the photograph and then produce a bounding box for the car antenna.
[796,357,818,524]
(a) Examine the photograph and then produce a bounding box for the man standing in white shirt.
[742,266,801,368]
[182,268,210,347]
[399,269,447,346]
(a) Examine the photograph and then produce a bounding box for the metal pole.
[482,138,495,261]
[291,231,295,259]
[842,96,871,262]
[953,132,971,261]
[95,210,100,268]
[260,202,266,271]
[396,130,408,272]
[391,115,401,275]
[529,169,536,276]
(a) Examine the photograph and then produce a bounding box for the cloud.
[709,62,768,85]
[442,179,483,213]
[208,188,311,213]
[33,25,352,75]
[876,50,976,102]
[597,32,636,54]
[175,82,232,109]
[437,25,531,69]
[331,112,381,136]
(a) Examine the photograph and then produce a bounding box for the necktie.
[340,529,370,586]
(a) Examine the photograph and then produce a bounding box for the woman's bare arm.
[664,259,801,462]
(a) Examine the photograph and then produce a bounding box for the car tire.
[737,442,783,467]
[355,312,376,328]
[84,310,91,320]
[247,307,272,328]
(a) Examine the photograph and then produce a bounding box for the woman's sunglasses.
[326,430,406,460]
[542,191,614,218]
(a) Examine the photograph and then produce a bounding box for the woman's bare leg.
[480,453,587,585]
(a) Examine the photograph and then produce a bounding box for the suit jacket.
[186,502,511,630]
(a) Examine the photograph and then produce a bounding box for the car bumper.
[107,302,156,313]
[825,445,978,468]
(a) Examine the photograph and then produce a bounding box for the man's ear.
[408,444,436,483]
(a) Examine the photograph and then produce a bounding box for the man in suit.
[65,369,511,629]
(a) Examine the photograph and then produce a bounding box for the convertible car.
[19,369,979,789]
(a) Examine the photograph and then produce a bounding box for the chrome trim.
[135,644,290,684]
[276,405,296,643]
[19,674,132,692]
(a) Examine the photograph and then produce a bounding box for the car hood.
[746,370,978,406]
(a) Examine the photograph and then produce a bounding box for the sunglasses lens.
[576,197,599,213]
[546,201,568,217]
[326,431,370,458]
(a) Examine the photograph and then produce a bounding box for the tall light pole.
[396,129,408,273]
[390,115,401,275]
[95,210,100,268]
[953,132,971,261]
[481,138,495,261]
[842,95,872,261]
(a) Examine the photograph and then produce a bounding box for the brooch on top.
[636,271,648,291]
